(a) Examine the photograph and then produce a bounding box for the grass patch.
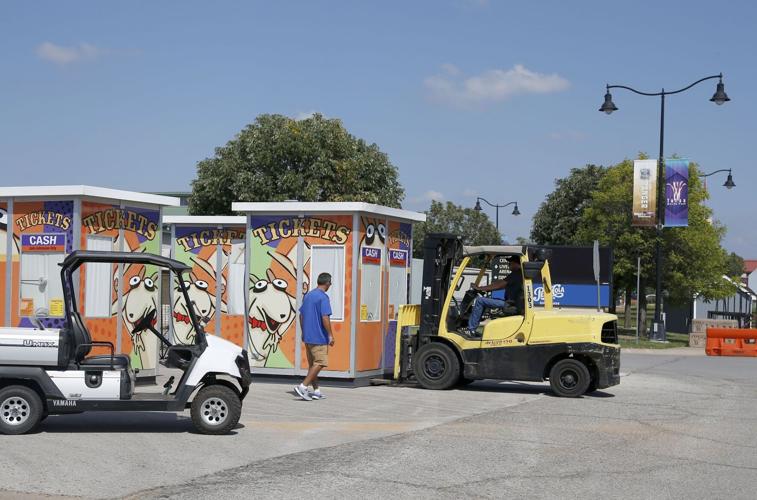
[619,331,689,349]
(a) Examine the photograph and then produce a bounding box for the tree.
[575,157,733,332]
[189,113,404,214]
[531,164,606,245]
[413,201,500,258]
[725,252,745,280]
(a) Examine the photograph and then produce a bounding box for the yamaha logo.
[22,339,57,348]
[51,400,77,407]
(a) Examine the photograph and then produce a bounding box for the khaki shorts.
[305,343,329,367]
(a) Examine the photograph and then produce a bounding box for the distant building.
[152,191,190,216]
[743,259,757,292]
[693,275,756,328]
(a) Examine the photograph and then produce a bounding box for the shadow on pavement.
[457,380,548,395]
[33,412,244,434]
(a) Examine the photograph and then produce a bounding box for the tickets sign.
[21,233,66,252]
[389,249,407,266]
[362,247,382,265]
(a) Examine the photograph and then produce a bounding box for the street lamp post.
[701,168,736,189]
[600,73,730,341]
[474,198,519,241]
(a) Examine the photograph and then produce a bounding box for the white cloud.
[36,42,104,65]
[462,188,478,197]
[423,190,444,201]
[410,190,445,204]
[425,64,570,107]
[293,110,319,121]
[440,63,461,76]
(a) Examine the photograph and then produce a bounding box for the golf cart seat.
[64,307,131,370]
[79,354,131,369]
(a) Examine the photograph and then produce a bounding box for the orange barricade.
[705,328,757,357]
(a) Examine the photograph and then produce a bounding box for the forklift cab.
[443,245,550,346]
[449,251,525,338]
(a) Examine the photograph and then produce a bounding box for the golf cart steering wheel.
[132,309,157,334]
[132,309,172,347]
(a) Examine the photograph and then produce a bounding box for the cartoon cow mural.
[115,264,159,369]
[246,253,298,368]
[172,252,228,345]
[109,235,160,370]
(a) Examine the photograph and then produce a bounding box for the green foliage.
[189,114,404,214]
[575,157,733,305]
[413,201,501,258]
[531,164,606,245]
[725,252,745,280]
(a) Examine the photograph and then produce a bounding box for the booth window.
[310,245,345,320]
[360,252,382,322]
[84,236,113,317]
[388,249,408,320]
[20,251,65,317]
[227,241,246,315]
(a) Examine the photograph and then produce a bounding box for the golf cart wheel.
[413,343,460,390]
[191,385,241,435]
[549,359,590,398]
[0,385,44,435]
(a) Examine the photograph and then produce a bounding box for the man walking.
[294,272,335,401]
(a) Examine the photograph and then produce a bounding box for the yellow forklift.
[394,234,620,397]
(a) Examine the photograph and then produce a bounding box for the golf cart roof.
[463,245,525,257]
[62,250,192,272]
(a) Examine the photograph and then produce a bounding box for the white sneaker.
[294,385,312,401]
[310,390,326,400]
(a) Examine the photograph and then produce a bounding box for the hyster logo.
[51,400,77,407]
[22,339,56,348]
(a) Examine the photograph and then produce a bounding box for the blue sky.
[2,1,756,256]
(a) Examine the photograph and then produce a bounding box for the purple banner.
[664,159,689,227]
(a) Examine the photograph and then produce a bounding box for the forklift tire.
[0,385,44,435]
[413,343,460,390]
[549,359,590,397]
[190,385,242,435]
[586,378,598,394]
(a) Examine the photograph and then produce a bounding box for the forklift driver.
[462,256,523,337]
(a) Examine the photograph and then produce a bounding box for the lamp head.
[723,171,735,189]
[710,81,730,106]
[474,199,482,211]
[511,203,520,216]
[599,90,618,114]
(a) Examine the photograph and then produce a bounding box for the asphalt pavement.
[2,349,756,499]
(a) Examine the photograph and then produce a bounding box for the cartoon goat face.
[121,267,158,328]
[247,268,296,366]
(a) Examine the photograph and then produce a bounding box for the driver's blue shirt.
[299,288,332,345]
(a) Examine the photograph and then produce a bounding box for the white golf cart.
[0,251,252,435]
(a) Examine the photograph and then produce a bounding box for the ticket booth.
[231,202,425,379]
[162,216,247,348]
[0,186,179,378]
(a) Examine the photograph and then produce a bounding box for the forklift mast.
[419,233,464,343]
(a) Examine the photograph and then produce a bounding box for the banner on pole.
[664,159,689,227]
[632,159,658,227]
